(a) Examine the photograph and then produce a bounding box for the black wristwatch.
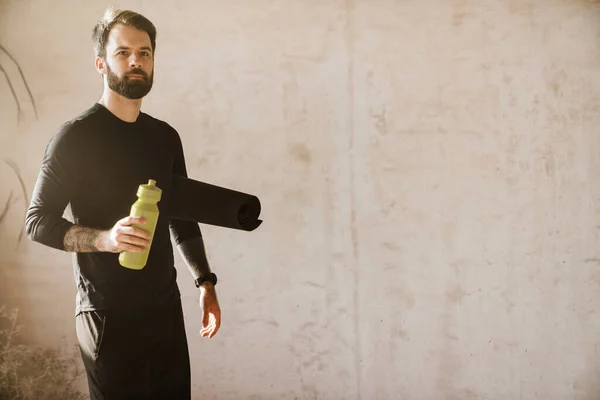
[194,272,218,288]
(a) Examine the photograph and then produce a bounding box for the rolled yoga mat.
[168,174,263,231]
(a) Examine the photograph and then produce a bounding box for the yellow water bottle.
[119,179,162,270]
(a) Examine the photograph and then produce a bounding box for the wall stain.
[452,0,472,27]
[289,143,312,165]
[303,281,325,290]
[371,109,387,135]
[446,284,468,305]
[381,241,401,251]
[397,329,409,341]
[505,0,536,19]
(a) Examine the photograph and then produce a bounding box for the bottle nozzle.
[148,179,157,186]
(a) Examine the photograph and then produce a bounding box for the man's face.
[102,24,154,99]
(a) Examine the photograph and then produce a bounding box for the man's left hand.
[199,283,221,338]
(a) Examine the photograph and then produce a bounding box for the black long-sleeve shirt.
[25,103,201,315]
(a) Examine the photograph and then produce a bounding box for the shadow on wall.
[0,159,29,249]
[0,39,89,398]
[0,43,38,123]
[0,40,39,346]
[0,41,36,251]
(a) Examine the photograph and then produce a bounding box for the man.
[25,8,221,399]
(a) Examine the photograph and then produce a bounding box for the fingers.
[120,229,150,242]
[114,230,150,251]
[200,325,215,337]
[199,291,221,338]
[199,312,221,338]
[200,313,213,337]
[211,313,221,338]
[117,235,149,252]
[110,217,152,252]
[121,226,151,241]
[120,216,147,226]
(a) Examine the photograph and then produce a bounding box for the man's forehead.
[106,24,151,49]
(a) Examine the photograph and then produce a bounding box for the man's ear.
[95,56,107,75]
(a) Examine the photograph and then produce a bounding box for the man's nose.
[129,55,142,68]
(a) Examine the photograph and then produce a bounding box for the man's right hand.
[98,216,151,253]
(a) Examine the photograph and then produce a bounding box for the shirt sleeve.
[25,122,83,251]
[168,127,203,246]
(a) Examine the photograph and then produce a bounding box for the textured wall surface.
[2,1,600,399]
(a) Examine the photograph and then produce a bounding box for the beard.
[106,65,154,100]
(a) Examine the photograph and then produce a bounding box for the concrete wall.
[2,0,600,398]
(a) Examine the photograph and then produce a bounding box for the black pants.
[75,295,191,400]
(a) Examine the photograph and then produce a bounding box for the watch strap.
[194,272,217,288]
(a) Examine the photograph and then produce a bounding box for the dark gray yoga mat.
[168,175,262,231]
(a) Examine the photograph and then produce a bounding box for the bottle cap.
[137,179,162,201]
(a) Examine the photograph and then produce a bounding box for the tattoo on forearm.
[63,225,102,252]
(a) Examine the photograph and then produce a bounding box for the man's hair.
[92,7,157,59]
